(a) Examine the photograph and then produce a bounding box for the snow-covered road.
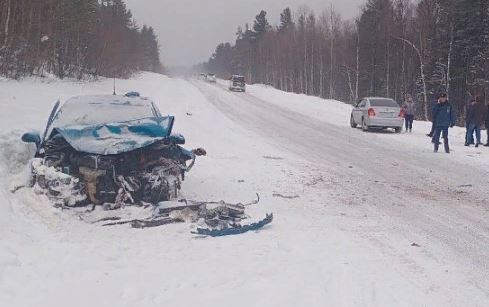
[192,79,489,305]
[1,73,488,307]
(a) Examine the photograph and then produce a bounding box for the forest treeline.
[205,0,489,122]
[0,0,162,79]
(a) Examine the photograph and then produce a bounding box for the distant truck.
[229,75,246,92]
[206,73,217,83]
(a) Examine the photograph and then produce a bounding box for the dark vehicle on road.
[229,75,246,92]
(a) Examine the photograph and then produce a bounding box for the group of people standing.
[403,92,489,154]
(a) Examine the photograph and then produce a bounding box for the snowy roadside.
[244,82,489,167]
[0,73,346,307]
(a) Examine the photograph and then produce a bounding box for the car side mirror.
[22,132,41,148]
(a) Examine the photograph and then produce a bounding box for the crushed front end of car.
[24,96,206,209]
[21,94,272,236]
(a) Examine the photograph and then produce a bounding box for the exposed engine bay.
[31,131,206,209]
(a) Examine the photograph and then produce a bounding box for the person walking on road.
[466,96,487,147]
[402,94,416,132]
[432,93,456,153]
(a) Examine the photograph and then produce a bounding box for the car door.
[353,99,366,124]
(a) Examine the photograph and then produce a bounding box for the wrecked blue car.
[22,93,206,208]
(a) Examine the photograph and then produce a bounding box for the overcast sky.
[124,0,365,67]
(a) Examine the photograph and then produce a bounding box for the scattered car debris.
[272,193,299,199]
[103,216,184,228]
[79,193,271,236]
[193,213,273,237]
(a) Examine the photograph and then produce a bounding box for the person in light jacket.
[402,94,416,132]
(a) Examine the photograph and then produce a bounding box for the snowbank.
[248,83,353,127]
[0,73,305,307]
[245,82,489,167]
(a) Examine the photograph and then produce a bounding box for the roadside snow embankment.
[248,84,353,127]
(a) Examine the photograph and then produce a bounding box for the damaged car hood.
[54,116,175,155]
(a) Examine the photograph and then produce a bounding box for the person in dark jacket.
[432,93,456,153]
[465,99,476,145]
[485,101,489,147]
[402,94,416,132]
[466,96,487,147]
[427,98,440,138]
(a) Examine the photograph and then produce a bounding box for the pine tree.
[253,10,270,37]
[279,8,294,32]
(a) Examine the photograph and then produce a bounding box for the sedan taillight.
[399,109,405,117]
[368,108,376,117]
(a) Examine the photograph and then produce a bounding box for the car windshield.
[51,95,156,128]
[370,99,399,107]
[233,76,245,82]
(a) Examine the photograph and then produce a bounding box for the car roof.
[63,94,153,108]
[49,94,160,132]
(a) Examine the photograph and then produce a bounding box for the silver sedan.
[350,97,404,133]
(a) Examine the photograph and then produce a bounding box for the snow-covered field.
[1,73,489,307]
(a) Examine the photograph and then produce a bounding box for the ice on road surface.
[1,73,489,307]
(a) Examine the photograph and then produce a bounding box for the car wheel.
[394,127,402,133]
[350,115,357,128]
[362,118,369,132]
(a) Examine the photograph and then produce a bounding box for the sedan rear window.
[370,99,399,107]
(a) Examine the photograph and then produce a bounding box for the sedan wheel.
[362,118,369,132]
[350,115,357,128]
